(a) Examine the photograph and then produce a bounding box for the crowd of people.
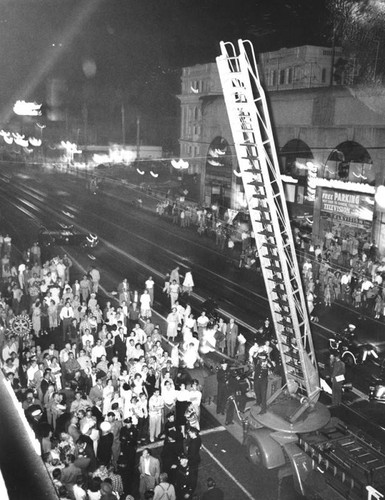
[2,189,385,499]
[155,197,385,324]
[297,227,385,323]
[0,239,229,500]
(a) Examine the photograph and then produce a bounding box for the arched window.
[325,141,374,184]
[280,139,314,176]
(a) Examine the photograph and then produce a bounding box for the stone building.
[177,45,385,255]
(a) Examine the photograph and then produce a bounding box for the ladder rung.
[273,298,289,307]
[265,266,282,273]
[248,180,265,187]
[259,229,274,236]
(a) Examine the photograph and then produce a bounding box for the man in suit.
[226,318,238,358]
[60,454,82,497]
[89,379,103,404]
[114,327,126,365]
[138,448,160,500]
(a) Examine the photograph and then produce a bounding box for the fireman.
[253,351,274,415]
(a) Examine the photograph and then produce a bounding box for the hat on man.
[100,421,112,433]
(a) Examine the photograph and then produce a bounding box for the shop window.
[288,68,293,84]
[272,70,277,86]
[321,68,327,83]
[279,69,285,85]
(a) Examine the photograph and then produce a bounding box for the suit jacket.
[138,455,160,480]
[61,463,82,487]
[114,334,126,356]
[226,323,238,338]
[89,384,103,403]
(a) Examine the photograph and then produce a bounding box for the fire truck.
[216,40,385,500]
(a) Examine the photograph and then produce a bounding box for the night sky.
[0,0,330,142]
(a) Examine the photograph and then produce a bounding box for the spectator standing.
[89,266,101,294]
[182,270,194,296]
[148,388,164,443]
[166,307,179,343]
[226,318,238,358]
[145,276,155,305]
[138,448,160,500]
[169,280,180,308]
[60,300,75,343]
[169,266,180,285]
[153,472,176,500]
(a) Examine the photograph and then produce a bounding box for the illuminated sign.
[13,100,42,116]
[321,188,374,222]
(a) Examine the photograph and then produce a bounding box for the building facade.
[177,46,385,255]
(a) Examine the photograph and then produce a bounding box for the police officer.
[216,363,229,415]
[253,352,273,415]
[172,454,194,500]
[161,412,183,476]
[119,418,138,493]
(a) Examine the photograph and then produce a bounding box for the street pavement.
[1,165,385,498]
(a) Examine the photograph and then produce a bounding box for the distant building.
[260,45,356,90]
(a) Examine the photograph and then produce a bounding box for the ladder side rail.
[239,40,316,359]
[234,51,319,397]
[237,41,318,371]
[217,44,319,401]
[216,56,314,399]
[215,59,310,396]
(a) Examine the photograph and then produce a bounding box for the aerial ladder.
[216,39,320,423]
[216,40,385,499]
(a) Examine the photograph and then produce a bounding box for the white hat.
[348,324,356,330]
[100,421,111,432]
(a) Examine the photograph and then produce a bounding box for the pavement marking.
[202,444,256,500]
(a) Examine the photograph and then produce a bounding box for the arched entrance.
[205,137,233,209]
[326,141,374,184]
[280,139,314,176]
[280,139,314,207]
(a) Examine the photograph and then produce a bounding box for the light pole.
[36,123,46,163]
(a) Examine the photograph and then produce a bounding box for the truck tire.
[245,436,262,465]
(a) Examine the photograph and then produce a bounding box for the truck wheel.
[245,437,262,465]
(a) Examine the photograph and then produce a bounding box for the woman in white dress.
[140,289,152,319]
[166,307,179,342]
[182,270,194,295]
[32,299,42,336]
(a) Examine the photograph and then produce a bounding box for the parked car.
[38,223,98,249]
